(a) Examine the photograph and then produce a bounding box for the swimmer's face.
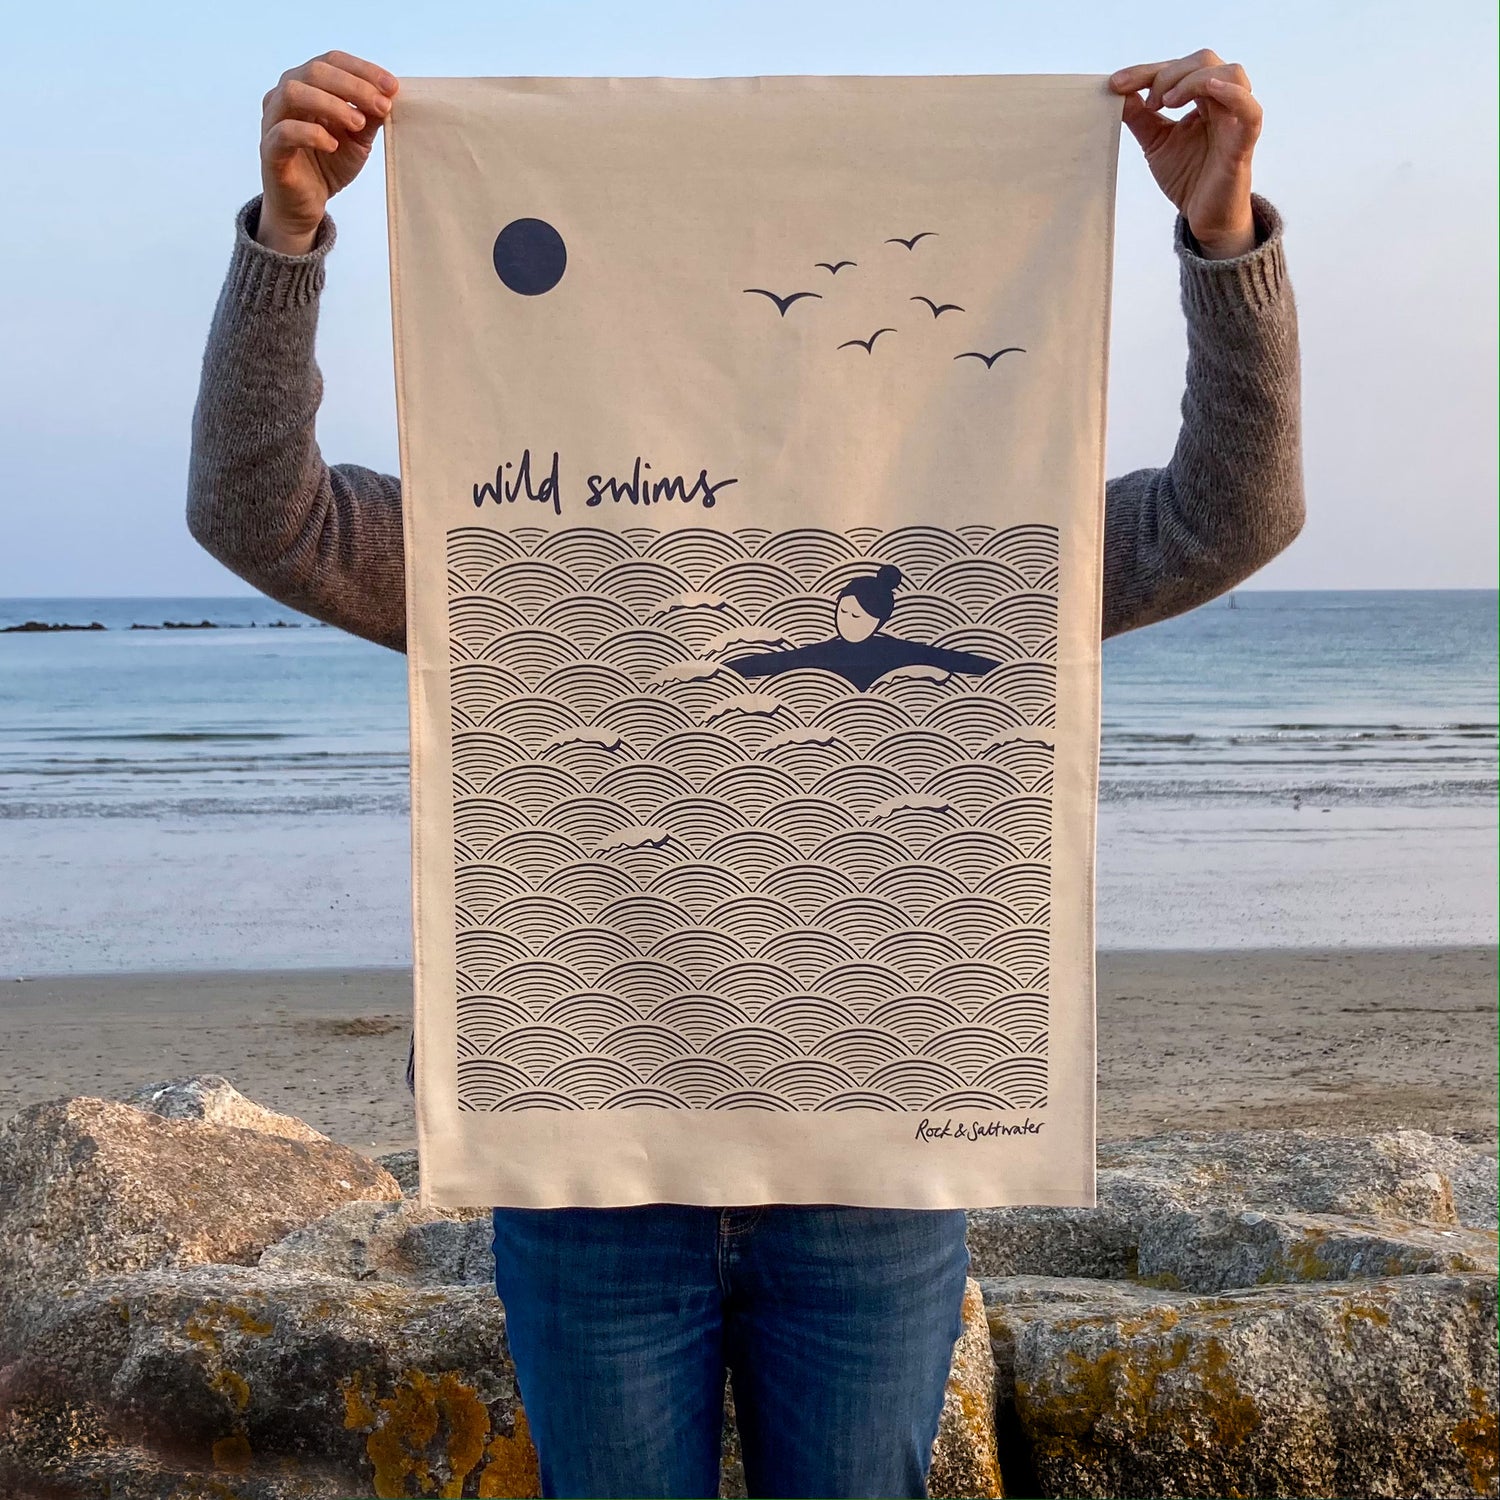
[835,593,880,643]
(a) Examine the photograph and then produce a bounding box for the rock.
[0,1095,399,1353]
[6,1087,1491,1499]
[1137,1206,1498,1293]
[1424,1138,1500,1230]
[966,1129,1497,1279]
[979,1276,1192,1396]
[927,1278,1005,1499]
[0,1263,1004,1500]
[966,1204,1140,1280]
[1,619,106,632]
[981,1272,1498,1499]
[258,1199,494,1288]
[1097,1128,1475,1222]
[377,1147,421,1195]
[719,1377,747,1499]
[125,1074,329,1144]
[0,1266,537,1500]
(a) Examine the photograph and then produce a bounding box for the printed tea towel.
[386,76,1122,1209]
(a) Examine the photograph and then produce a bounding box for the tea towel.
[385,75,1122,1208]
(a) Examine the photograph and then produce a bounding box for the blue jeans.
[491,1202,971,1499]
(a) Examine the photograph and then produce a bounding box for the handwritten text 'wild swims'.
[471,449,739,517]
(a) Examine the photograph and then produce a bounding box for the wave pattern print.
[447,524,1059,1113]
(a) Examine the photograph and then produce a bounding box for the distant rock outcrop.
[0,1080,1494,1498]
[0,620,106,632]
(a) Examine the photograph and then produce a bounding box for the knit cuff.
[221,193,338,312]
[1175,192,1288,320]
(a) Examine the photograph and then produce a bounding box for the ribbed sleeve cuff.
[1174,192,1288,320]
[221,194,338,312]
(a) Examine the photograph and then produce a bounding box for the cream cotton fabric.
[385,75,1123,1209]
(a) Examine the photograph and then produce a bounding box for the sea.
[1,590,1495,972]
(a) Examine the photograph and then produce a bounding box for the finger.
[318,50,399,96]
[275,62,387,124]
[1111,50,1223,110]
[1109,61,1172,92]
[1110,51,1218,97]
[1142,51,1224,110]
[1161,69,1263,139]
[1201,78,1264,143]
[301,58,394,119]
[266,78,373,134]
[1162,62,1251,109]
[262,118,340,160]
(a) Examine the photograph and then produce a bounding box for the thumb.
[345,112,384,155]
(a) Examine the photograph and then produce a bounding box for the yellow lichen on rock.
[477,1406,543,1498]
[1451,1385,1499,1497]
[435,1373,492,1498]
[1023,1312,1264,1466]
[1196,1337,1262,1451]
[210,1368,251,1412]
[1281,1227,1339,1283]
[343,1368,379,1431]
[1338,1300,1393,1337]
[342,1365,515,1498]
[211,1432,252,1473]
[184,1299,274,1353]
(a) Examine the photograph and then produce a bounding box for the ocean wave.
[43,730,300,743]
[1105,724,1497,746]
[2,753,407,776]
[0,792,413,820]
[1099,776,1498,806]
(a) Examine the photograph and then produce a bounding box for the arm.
[187,194,407,653]
[899,640,1002,677]
[1101,191,1304,638]
[186,52,406,652]
[1102,50,1305,640]
[727,644,818,678]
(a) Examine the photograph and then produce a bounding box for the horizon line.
[4,585,1497,602]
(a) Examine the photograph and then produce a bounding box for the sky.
[2,0,1495,595]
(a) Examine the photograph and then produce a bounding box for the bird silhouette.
[885,232,937,250]
[838,329,896,353]
[815,260,857,274]
[742,288,823,316]
[911,296,964,318]
[955,347,1026,368]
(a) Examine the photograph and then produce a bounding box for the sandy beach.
[2,945,1493,1157]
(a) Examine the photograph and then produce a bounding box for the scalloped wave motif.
[446,523,1058,1112]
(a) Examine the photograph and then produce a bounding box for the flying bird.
[815,260,857,274]
[885,232,938,250]
[742,288,823,316]
[838,328,896,353]
[911,295,964,318]
[955,347,1026,368]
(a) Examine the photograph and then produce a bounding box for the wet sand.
[1,946,1493,1156]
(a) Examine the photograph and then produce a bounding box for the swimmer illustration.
[726,565,1000,692]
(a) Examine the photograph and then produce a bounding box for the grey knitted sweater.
[187,191,1304,646]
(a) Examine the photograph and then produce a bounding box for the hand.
[257,51,399,255]
[1109,50,1262,259]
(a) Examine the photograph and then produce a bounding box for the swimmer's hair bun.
[874,565,903,590]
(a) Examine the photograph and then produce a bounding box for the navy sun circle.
[492,218,567,296]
